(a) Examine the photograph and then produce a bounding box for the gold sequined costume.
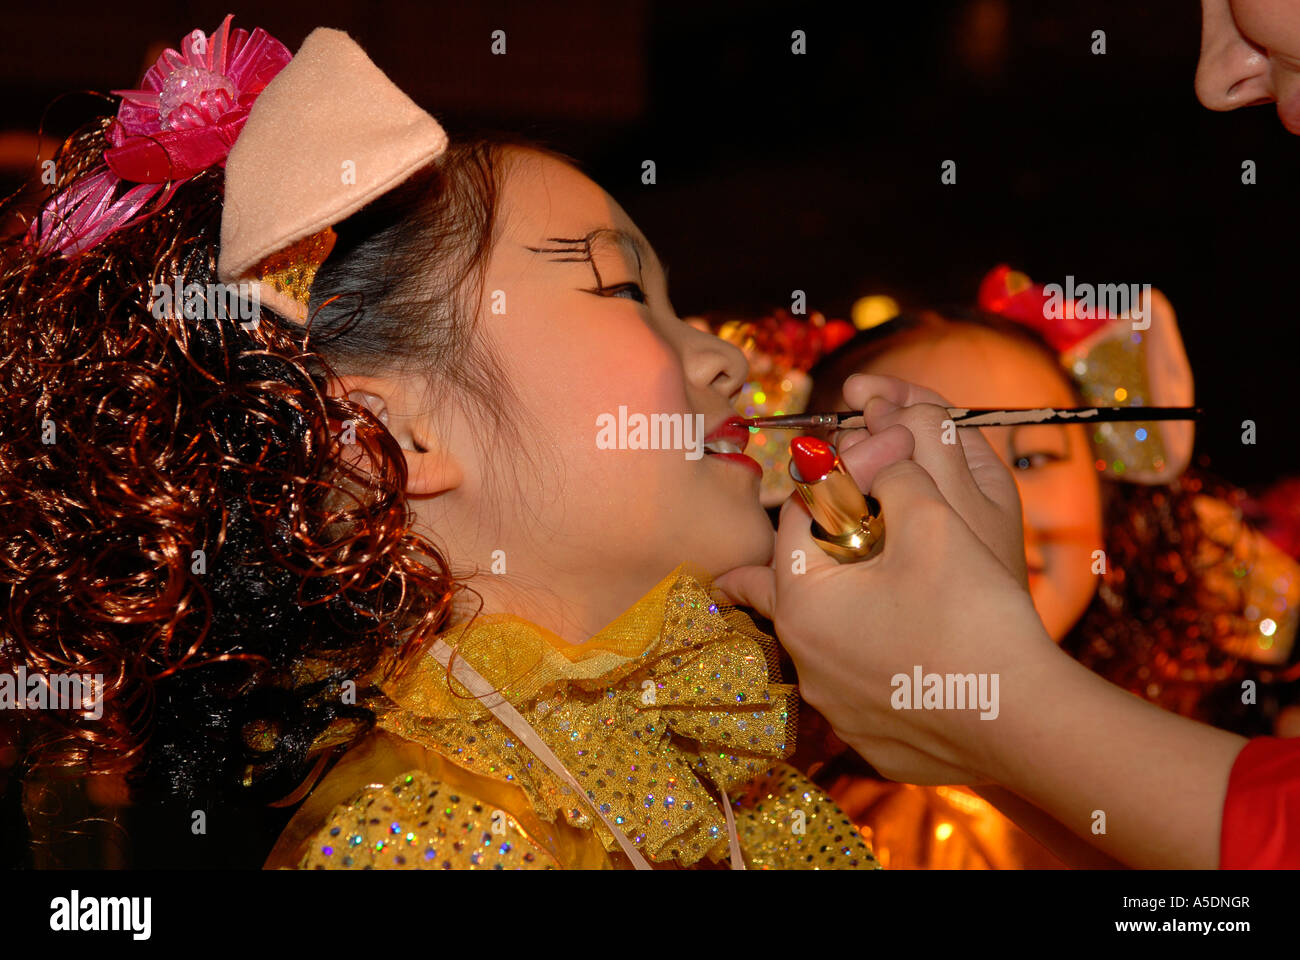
[266,563,880,870]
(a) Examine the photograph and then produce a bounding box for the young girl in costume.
[786,266,1300,868]
[0,15,885,870]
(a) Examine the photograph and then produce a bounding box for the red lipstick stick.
[788,436,885,563]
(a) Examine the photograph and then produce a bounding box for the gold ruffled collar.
[367,561,799,866]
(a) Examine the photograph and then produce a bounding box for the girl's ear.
[400,442,464,497]
[1141,287,1195,479]
[333,377,464,497]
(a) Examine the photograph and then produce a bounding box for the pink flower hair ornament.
[28,13,291,257]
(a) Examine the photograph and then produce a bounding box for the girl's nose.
[684,325,750,400]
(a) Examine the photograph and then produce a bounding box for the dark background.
[0,0,1295,484]
[1,0,1297,867]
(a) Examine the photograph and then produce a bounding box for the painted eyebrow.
[525,227,666,277]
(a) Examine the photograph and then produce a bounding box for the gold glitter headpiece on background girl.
[975,263,1195,486]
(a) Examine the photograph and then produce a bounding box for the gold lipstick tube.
[788,443,885,563]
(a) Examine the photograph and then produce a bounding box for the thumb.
[712,563,776,621]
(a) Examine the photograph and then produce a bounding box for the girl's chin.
[697,518,775,572]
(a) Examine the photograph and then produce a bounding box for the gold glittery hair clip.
[246,228,338,323]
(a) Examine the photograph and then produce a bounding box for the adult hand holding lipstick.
[715,373,1245,868]
[840,374,1029,586]
[713,373,1053,786]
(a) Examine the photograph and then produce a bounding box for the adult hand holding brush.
[713,373,1247,869]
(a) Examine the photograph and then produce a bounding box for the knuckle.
[872,458,934,498]
[872,457,920,485]
[845,373,896,407]
[908,495,957,532]
[894,402,954,439]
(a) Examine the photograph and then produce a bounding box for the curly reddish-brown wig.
[1066,474,1300,735]
[0,114,563,835]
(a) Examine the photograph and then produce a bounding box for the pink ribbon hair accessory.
[29,14,291,257]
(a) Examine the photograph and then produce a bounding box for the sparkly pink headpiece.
[29,14,291,257]
[27,15,452,326]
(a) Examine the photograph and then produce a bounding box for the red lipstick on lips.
[788,435,885,563]
[704,416,762,479]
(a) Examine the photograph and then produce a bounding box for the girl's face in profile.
[410,150,773,639]
[851,326,1104,642]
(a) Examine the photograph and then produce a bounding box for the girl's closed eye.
[596,281,647,304]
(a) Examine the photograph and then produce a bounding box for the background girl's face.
[413,151,773,639]
[849,326,1104,642]
[1198,0,1300,133]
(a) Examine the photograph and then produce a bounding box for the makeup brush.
[743,405,1202,430]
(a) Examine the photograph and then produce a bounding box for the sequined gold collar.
[366,561,799,866]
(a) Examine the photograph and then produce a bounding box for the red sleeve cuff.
[1220,736,1300,869]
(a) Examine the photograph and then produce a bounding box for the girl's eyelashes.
[607,282,647,304]
[587,282,648,304]
[530,232,656,307]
